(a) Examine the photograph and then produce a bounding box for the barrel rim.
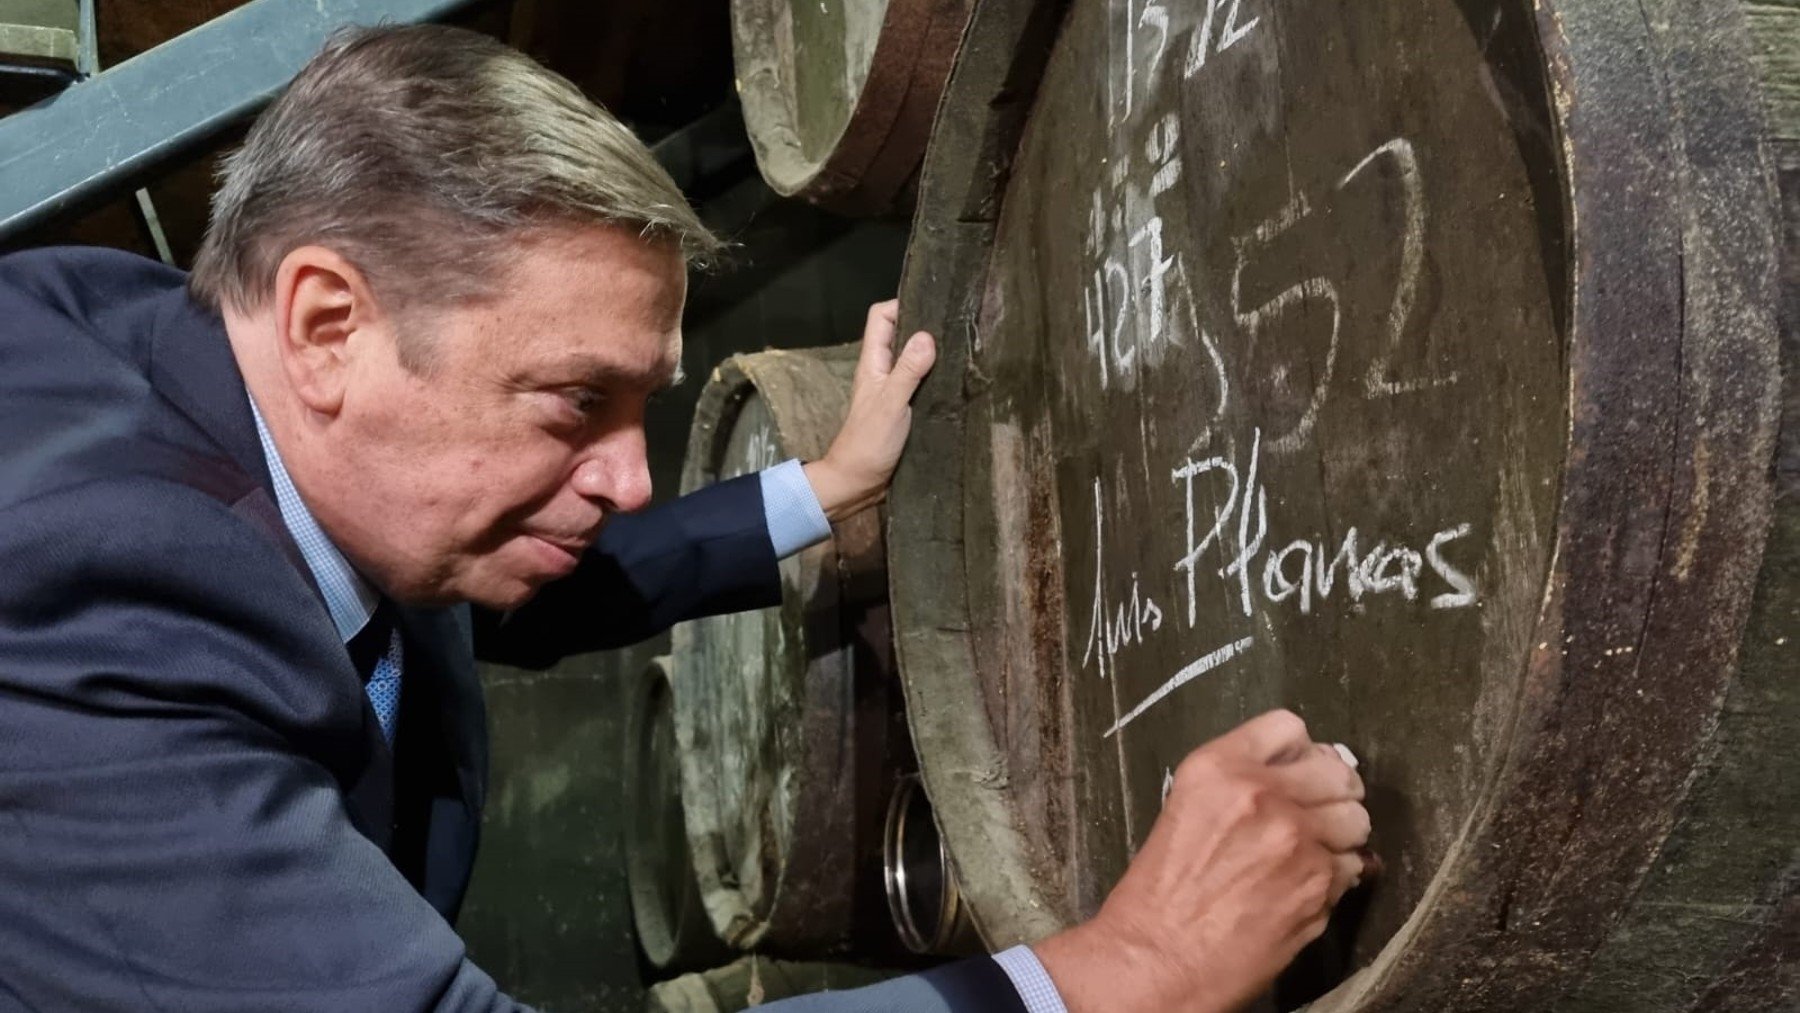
[622,655,680,965]
[731,0,975,213]
[887,0,1078,951]
[623,655,733,972]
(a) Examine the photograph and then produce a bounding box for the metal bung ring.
[883,773,969,954]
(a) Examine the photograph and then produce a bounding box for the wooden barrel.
[886,0,1795,1010]
[643,957,895,1013]
[626,656,734,973]
[671,346,907,954]
[730,0,973,215]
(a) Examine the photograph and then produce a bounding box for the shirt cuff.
[759,458,833,559]
[992,945,1069,1013]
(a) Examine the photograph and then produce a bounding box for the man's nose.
[570,435,653,513]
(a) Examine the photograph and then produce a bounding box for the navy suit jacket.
[0,248,1026,1012]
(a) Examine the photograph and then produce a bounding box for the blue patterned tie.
[350,604,404,744]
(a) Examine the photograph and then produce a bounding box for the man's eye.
[563,388,604,415]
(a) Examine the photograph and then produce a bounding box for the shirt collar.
[248,397,380,644]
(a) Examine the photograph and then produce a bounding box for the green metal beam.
[0,0,489,241]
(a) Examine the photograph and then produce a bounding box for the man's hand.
[1034,710,1375,1013]
[804,300,937,523]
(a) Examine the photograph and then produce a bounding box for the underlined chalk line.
[1103,636,1256,738]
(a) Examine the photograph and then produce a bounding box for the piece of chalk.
[1333,743,1360,770]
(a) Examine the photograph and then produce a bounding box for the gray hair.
[190,23,719,336]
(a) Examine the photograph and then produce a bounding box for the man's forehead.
[550,339,683,389]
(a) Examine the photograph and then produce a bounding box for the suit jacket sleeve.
[0,478,527,1013]
[474,473,780,668]
[756,958,1031,1013]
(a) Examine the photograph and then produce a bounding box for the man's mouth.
[533,533,593,555]
[521,529,598,578]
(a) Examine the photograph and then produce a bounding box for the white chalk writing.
[1082,212,1189,389]
[1426,522,1479,609]
[1066,31,1477,743]
[1230,195,1343,455]
[1219,138,1461,457]
[1106,636,1257,737]
[1171,436,1482,621]
[1082,478,1167,681]
[1081,118,1191,391]
[1113,0,1173,126]
[1073,430,1481,737]
[1338,138,1459,397]
[1185,0,1260,79]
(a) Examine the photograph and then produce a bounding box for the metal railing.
[0,0,489,245]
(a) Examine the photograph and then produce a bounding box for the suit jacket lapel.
[396,605,487,811]
[392,604,488,918]
[140,283,488,915]
[142,288,323,599]
[141,287,397,835]
[144,288,265,482]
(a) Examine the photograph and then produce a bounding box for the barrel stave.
[1546,9,1800,1006]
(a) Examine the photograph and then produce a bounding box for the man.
[0,24,1372,1013]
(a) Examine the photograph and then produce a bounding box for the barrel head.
[967,0,1565,962]
[889,0,1786,1006]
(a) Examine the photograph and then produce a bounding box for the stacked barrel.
[668,346,905,958]
[634,0,1798,1010]
[730,0,973,214]
[627,348,936,1005]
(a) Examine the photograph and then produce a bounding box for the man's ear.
[271,245,387,416]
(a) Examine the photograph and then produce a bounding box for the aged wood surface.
[626,656,734,973]
[1548,4,1800,1007]
[968,0,1569,967]
[887,0,1790,1008]
[731,0,972,214]
[672,347,906,955]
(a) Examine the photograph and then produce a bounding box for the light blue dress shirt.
[247,408,1064,1012]
[249,400,382,643]
[758,458,833,558]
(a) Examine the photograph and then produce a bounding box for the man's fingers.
[1359,848,1383,881]
[1309,800,1372,852]
[1329,851,1367,905]
[889,332,936,391]
[1265,743,1365,806]
[1225,709,1312,765]
[858,300,900,378]
[867,298,899,326]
